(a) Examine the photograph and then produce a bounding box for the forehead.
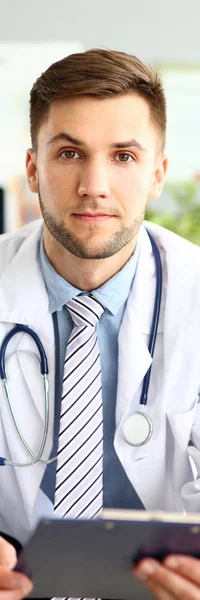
[38,94,158,149]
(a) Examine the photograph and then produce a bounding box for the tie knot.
[66,294,104,328]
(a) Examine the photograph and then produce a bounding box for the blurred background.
[0,0,200,243]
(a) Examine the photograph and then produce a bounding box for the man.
[1,48,200,600]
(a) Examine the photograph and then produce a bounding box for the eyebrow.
[47,132,147,152]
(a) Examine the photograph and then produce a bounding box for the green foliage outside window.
[145,182,200,246]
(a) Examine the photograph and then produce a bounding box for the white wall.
[1,0,200,63]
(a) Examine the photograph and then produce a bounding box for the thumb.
[0,537,17,569]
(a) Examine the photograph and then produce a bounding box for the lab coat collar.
[133,224,165,335]
[0,220,47,325]
[0,220,164,330]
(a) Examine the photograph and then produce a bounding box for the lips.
[72,212,114,221]
[73,212,112,217]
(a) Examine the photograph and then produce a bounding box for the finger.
[134,558,200,600]
[0,566,31,591]
[9,572,33,598]
[134,560,174,599]
[164,555,200,586]
[136,577,174,600]
[0,566,18,590]
[0,589,32,600]
[0,538,17,569]
[0,567,33,598]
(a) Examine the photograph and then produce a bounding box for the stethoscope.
[0,229,162,467]
[122,230,162,447]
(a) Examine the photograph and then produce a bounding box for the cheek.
[114,163,153,194]
[38,163,74,201]
[38,152,76,185]
[115,168,152,215]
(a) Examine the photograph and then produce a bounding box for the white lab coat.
[0,218,200,545]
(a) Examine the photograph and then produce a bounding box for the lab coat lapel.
[0,221,55,514]
[116,225,164,423]
[114,226,165,501]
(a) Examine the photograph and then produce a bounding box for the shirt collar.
[39,235,140,316]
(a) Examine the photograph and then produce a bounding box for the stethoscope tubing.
[0,228,162,465]
[139,230,162,406]
[0,324,53,467]
[0,324,49,379]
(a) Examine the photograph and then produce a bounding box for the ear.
[26,149,39,193]
[147,154,168,201]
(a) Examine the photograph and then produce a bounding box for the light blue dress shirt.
[39,234,144,509]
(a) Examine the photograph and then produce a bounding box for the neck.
[43,229,138,290]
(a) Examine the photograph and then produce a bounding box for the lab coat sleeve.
[181,397,200,511]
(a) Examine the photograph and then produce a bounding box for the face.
[26,94,167,260]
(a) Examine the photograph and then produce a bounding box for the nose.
[78,158,110,198]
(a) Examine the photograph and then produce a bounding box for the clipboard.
[15,510,200,599]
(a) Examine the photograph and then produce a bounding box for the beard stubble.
[38,191,146,260]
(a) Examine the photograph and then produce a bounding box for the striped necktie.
[54,294,104,520]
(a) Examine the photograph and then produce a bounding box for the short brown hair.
[30,48,166,150]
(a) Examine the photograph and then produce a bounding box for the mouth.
[72,212,115,222]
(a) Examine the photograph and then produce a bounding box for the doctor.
[1,47,200,600]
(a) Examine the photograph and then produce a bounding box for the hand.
[0,536,33,599]
[134,554,200,599]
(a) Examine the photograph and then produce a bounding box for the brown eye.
[116,153,133,163]
[60,150,79,159]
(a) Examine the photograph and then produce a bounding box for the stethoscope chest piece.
[122,412,153,447]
